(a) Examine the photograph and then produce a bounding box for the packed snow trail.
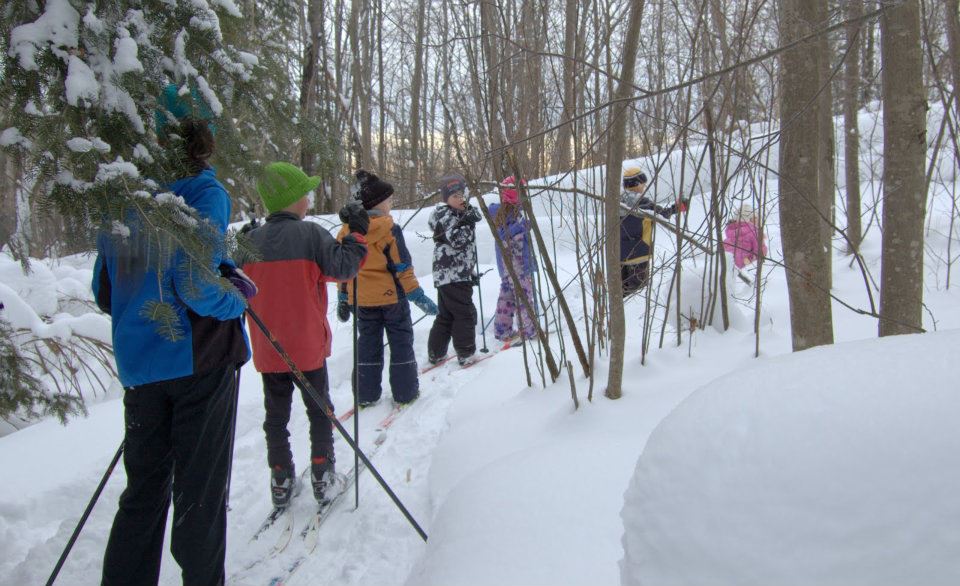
[224,304,507,586]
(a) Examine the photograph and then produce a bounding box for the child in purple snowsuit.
[723,204,766,269]
[490,176,537,342]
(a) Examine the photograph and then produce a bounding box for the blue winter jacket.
[92,168,250,387]
[489,203,537,279]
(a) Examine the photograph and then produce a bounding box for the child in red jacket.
[242,162,368,508]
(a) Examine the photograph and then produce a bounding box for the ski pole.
[481,312,496,334]
[473,241,489,353]
[224,367,241,511]
[352,277,359,510]
[245,306,428,542]
[46,442,124,586]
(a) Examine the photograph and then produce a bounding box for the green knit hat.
[257,162,322,213]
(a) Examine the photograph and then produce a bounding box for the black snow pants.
[427,281,477,360]
[621,262,649,295]
[101,365,238,586]
[356,299,419,404]
[261,367,334,471]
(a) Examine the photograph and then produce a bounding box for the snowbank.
[620,329,960,586]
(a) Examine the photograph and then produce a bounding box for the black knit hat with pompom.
[353,169,394,210]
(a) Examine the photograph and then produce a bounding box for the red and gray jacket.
[242,211,367,373]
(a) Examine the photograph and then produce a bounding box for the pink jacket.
[723,221,766,269]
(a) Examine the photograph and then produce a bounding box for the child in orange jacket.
[337,170,437,405]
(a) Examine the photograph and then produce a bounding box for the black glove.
[239,218,259,234]
[339,202,369,235]
[463,205,482,224]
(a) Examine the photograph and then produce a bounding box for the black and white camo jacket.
[428,203,482,287]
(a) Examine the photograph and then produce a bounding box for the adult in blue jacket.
[93,102,249,586]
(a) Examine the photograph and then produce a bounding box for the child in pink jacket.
[723,204,766,269]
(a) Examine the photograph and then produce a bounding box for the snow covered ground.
[1,107,958,585]
[621,329,960,586]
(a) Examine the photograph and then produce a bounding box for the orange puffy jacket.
[337,214,420,307]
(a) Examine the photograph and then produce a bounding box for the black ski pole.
[224,366,241,511]
[482,313,496,335]
[473,240,489,353]
[245,306,428,542]
[46,442,124,586]
[352,277,359,510]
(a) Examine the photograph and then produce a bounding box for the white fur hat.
[736,204,755,222]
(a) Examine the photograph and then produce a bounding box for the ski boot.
[270,465,297,508]
[311,457,335,505]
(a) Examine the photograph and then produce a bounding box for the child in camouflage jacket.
[426,173,483,365]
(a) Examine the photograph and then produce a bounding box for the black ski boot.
[270,465,297,508]
[311,457,335,504]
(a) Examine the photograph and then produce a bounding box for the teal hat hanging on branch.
[154,83,217,137]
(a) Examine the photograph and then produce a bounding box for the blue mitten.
[407,287,438,315]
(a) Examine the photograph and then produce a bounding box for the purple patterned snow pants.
[494,274,536,341]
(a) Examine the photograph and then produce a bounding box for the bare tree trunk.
[300,0,323,174]
[440,0,453,172]
[817,0,836,288]
[0,151,19,253]
[703,0,730,331]
[592,0,607,165]
[552,0,579,171]
[947,0,960,155]
[862,13,876,105]
[705,107,730,330]
[604,0,645,400]
[878,0,927,336]
[377,0,386,169]
[334,0,346,158]
[348,0,371,167]
[843,0,863,255]
[360,4,374,169]
[408,0,427,192]
[480,0,508,179]
[778,0,835,351]
[708,0,732,131]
